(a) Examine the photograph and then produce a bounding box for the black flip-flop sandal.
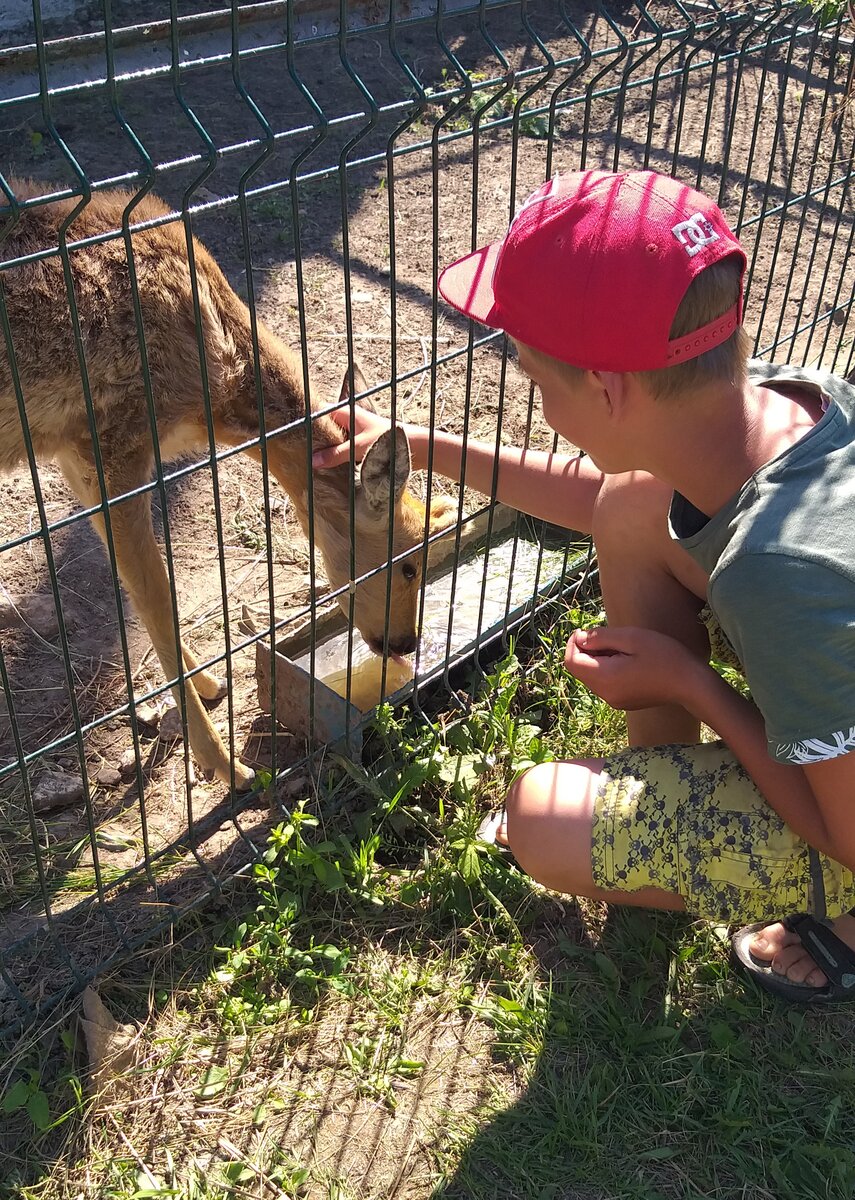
[732,912,855,1004]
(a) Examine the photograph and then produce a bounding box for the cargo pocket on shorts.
[675,748,808,924]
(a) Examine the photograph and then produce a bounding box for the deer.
[0,181,455,790]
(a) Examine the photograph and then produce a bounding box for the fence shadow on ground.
[1,0,853,1064]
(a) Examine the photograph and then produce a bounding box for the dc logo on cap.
[672,213,720,258]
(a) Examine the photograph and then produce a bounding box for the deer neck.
[248,332,353,524]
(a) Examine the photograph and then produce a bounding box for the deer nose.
[369,634,418,657]
[390,634,418,656]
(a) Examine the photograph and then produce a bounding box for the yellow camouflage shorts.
[590,741,855,925]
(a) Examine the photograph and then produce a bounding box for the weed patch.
[423,69,553,139]
[5,602,855,1199]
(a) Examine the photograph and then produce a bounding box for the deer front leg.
[103,494,255,790]
[181,644,228,702]
[57,450,254,791]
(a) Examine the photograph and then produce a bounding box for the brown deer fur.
[0,182,454,789]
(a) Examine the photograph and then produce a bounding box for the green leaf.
[26,1089,50,1130]
[437,753,483,793]
[557,937,588,960]
[639,1145,681,1161]
[312,858,345,890]
[133,1170,169,1195]
[222,1161,255,1183]
[520,114,550,139]
[594,953,620,984]
[709,1021,737,1049]
[635,1024,680,1045]
[195,1064,230,1099]
[2,1079,30,1113]
[458,842,482,884]
[495,997,525,1013]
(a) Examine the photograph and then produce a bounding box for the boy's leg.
[592,470,710,746]
[500,469,704,912]
[500,471,855,986]
[503,760,685,912]
[505,751,855,990]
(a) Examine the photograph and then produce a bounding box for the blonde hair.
[519,257,749,400]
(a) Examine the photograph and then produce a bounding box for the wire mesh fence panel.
[0,0,852,1035]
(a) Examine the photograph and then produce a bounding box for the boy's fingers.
[564,638,597,676]
[329,406,353,430]
[575,625,637,654]
[566,627,610,659]
[565,628,629,680]
[313,443,350,469]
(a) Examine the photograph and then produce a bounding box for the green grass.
[810,0,850,22]
[3,600,855,1199]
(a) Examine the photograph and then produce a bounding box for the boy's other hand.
[564,625,700,711]
[313,405,393,469]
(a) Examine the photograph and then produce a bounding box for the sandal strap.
[784,913,855,991]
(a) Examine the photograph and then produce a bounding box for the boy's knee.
[502,760,600,893]
[592,469,708,602]
[504,764,550,872]
[505,762,551,821]
[592,470,672,549]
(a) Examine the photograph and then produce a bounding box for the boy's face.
[514,343,621,472]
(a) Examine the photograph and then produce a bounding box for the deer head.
[309,368,457,657]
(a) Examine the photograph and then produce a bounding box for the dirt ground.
[0,0,853,1022]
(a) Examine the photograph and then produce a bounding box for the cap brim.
[437,240,503,327]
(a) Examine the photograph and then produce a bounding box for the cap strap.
[664,301,741,364]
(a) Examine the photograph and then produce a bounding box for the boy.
[315,169,855,1003]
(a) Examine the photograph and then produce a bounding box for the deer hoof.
[232,761,256,792]
[196,673,229,703]
[203,759,255,791]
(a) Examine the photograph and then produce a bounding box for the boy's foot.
[476,810,511,851]
[748,912,855,988]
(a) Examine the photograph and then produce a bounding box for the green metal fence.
[0,0,852,1035]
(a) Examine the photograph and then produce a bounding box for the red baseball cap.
[438,169,746,372]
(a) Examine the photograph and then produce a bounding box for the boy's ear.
[592,370,630,418]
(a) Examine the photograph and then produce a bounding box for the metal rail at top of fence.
[0,0,853,1035]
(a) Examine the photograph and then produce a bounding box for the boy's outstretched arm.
[566,625,855,873]
[312,405,604,536]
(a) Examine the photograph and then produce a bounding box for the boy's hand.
[564,625,703,711]
[313,405,393,469]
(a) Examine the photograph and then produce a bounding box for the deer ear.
[338,362,375,413]
[359,426,411,513]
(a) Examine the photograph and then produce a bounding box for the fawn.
[0,181,455,789]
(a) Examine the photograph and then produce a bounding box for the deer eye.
[401,562,418,581]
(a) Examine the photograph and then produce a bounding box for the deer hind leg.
[56,448,226,703]
[56,448,254,791]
